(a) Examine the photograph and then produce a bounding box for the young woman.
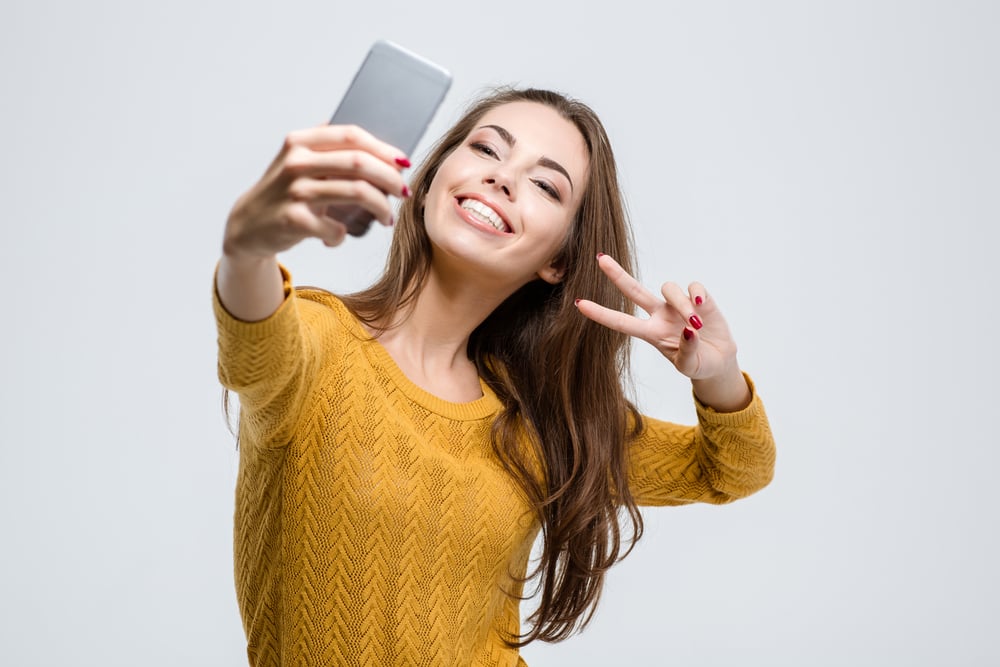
[215,88,775,666]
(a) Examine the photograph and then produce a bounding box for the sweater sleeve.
[627,374,776,507]
[213,264,322,450]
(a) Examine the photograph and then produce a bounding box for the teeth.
[460,199,506,232]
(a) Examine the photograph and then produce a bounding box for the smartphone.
[328,40,452,236]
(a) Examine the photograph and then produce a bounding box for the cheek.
[425,158,466,202]
[531,210,574,257]
[424,171,452,210]
[423,171,462,229]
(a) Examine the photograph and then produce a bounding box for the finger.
[688,281,707,308]
[575,298,650,340]
[689,281,720,315]
[596,253,661,314]
[290,177,395,227]
[292,201,351,247]
[688,281,723,321]
[676,326,701,377]
[282,146,410,199]
[283,201,349,246]
[661,282,702,330]
[320,218,349,247]
[286,124,410,169]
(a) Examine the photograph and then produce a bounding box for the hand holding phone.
[327,40,452,236]
[222,41,450,275]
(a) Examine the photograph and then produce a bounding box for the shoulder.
[294,287,363,332]
[275,287,373,360]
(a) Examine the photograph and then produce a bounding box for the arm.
[214,264,316,449]
[576,254,775,502]
[627,375,775,506]
[215,124,411,445]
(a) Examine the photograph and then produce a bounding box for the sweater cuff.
[212,262,297,341]
[693,372,763,428]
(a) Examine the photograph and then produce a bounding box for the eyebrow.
[479,124,575,192]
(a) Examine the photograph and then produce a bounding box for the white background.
[2,1,998,665]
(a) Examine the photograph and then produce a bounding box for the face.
[423,101,590,292]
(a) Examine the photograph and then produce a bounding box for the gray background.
[2,1,998,665]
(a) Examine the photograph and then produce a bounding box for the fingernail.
[389,215,396,227]
[574,298,581,306]
[401,185,411,198]
[695,296,703,306]
[395,157,412,168]
[596,252,605,260]
[683,327,694,341]
[689,314,703,329]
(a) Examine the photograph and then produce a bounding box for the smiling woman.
[420,101,589,301]
[214,87,775,666]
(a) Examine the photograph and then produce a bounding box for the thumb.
[675,326,701,377]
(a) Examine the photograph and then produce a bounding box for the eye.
[533,179,561,202]
[470,142,498,158]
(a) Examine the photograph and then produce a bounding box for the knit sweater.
[214,267,776,667]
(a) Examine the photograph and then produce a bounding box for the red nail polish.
[395,157,411,168]
[596,252,605,259]
[574,298,581,306]
[695,296,703,306]
[401,185,411,198]
[683,327,694,341]
[689,314,703,330]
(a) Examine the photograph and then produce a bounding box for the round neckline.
[328,296,502,421]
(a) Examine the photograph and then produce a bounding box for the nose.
[484,175,514,199]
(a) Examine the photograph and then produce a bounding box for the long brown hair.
[340,87,645,645]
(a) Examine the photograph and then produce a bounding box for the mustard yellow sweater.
[214,268,775,667]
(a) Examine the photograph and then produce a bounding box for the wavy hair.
[339,87,644,645]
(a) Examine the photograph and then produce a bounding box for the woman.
[215,88,775,666]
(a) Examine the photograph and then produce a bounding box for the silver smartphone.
[328,40,452,236]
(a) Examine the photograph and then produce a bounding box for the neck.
[372,263,523,399]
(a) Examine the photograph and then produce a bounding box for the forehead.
[474,101,589,182]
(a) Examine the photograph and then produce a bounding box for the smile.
[456,197,512,234]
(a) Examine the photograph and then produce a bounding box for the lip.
[453,194,514,235]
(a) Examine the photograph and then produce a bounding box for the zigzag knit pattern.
[214,267,775,667]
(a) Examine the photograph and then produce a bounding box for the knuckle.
[349,150,365,172]
[341,124,362,144]
[282,131,302,152]
[286,178,310,202]
[349,179,374,201]
[282,147,310,175]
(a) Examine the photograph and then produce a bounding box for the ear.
[537,260,565,285]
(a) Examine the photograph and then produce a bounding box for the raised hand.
[217,125,411,322]
[576,254,751,411]
[224,124,412,258]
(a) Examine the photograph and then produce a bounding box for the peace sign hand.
[576,254,751,411]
